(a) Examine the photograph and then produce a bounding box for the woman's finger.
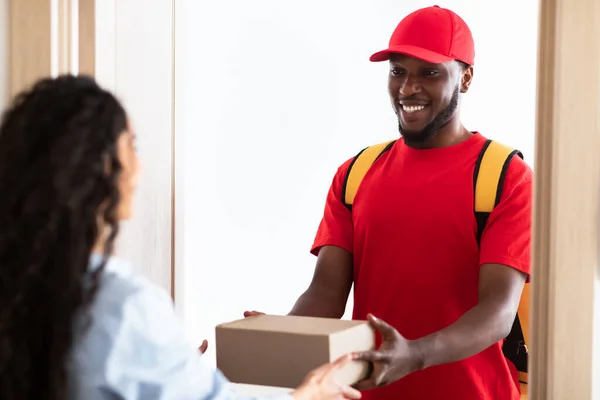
[323,354,354,380]
[339,384,362,399]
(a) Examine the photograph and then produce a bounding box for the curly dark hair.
[0,75,128,399]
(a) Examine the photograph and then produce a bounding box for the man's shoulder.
[335,138,399,174]
[474,136,532,204]
[475,135,532,177]
[488,139,532,182]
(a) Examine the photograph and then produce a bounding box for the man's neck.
[409,119,470,149]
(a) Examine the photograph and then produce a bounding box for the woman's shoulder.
[85,254,176,334]
[93,255,159,300]
[70,255,183,389]
[69,255,200,398]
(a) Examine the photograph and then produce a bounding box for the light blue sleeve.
[102,283,293,400]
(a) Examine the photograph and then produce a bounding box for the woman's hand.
[291,354,362,400]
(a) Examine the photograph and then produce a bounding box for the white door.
[172,0,539,366]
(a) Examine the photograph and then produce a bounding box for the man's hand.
[352,314,423,390]
[243,310,265,318]
[198,339,208,354]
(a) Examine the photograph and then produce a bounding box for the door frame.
[530,0,600,398]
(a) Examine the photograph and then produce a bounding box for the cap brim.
[369,45,454,64]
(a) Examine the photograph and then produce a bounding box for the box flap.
[217,314,367,335]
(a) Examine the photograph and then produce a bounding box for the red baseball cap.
[369,5,475,65]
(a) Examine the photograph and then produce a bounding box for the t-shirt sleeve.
[478,155,533,278]
[104,283,293,400]
[310,159,355,256]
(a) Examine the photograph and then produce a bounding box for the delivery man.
[246,5,532,400]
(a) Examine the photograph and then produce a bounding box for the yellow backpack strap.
[341,140,396,209]
[473,139,523,243]
[473,139,529,383]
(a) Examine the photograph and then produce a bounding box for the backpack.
[340,138,530,385]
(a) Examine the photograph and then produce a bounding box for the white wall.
[174,0,540,366]
[95,0,174,293]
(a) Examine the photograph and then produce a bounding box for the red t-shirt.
[311,132,532,400]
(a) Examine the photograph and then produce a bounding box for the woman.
[0,75,362,400]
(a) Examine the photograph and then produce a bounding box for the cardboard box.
[216,314,375,389]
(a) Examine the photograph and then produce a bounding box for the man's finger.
[352,350,389,362]
[353,378,377,391]
[367,314,398,338]
[243,310,265,318]
[198,339,208,354]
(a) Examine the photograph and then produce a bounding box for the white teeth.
[401,104,426,113]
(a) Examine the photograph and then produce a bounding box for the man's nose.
[399,76,422,97]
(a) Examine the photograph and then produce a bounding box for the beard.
[399,85,460,147]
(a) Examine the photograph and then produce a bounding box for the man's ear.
[461,65,474,93]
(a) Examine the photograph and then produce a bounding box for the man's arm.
[288,245,353,319]
[414,263,526,369]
